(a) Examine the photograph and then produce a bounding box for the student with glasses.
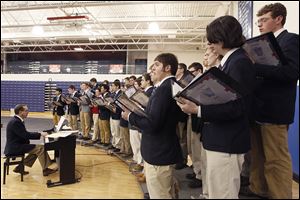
[241,3,299,199]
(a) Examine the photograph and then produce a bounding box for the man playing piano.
[4,104,57,176]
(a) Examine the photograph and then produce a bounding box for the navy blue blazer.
[110,90,122,120]
[4,116,41,156]
[145,86,154,97]
[99,92,111,120]
[68,91,80,115]
[254,30,299,124]
[129,77,183,165]
[201,48,255,154]
[52,95,65,116]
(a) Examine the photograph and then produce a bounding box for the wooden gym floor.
[1,145,143,199]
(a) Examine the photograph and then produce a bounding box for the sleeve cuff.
[197,106,201,118]
[128,112,132,122]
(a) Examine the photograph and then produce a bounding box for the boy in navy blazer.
[121,53,183,199]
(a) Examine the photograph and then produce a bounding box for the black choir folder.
[172,67,246,106]
[177,70,195,87]
[113,86,149,117]
[243,32,287,66]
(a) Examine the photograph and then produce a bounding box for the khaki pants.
[206,150,244,199]
[24,145,52,170]
[110,119,121,148]
[129,129,142,164]
[80,111,91,137]
[144,161,175,199]
[191,131,202,180]
[200,143,208,198]
[52,113,61,126]
[68,114,78,130]
[186,115,192,156]
[92,114,100,141]
[120,126,132,154]
[176,121,188,164]
[99,119,111,144]
[249,123,292,199]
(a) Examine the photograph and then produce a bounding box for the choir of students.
[48,3,297,199]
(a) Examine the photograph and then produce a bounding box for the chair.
[3,154,25,185]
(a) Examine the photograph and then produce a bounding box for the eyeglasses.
[189,70,196,73]
[255,17,271,25]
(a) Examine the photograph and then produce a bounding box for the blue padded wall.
[1,81,45,112]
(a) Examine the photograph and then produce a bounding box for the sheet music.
[242,32,286,66]
[171,81,184,97]
[125,86,137,98]
[117,94,147,117]
[131,91,149,108]
[174,67,244,106]
[46,130,78,139]
[183,76,238,105]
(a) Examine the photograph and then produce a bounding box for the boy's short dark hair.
[100,83,109,92]
[90,78,97,83]
[112,79,121,88]
[142,73,153,86]
[206,15,245,49]
[68,85,76,90]
[257,3,287,26]
[154,53,178,75]
[55,88,62,93]
[178,63,187,73]
[188,62,203,73]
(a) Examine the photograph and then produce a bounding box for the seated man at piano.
[4,104,57,176]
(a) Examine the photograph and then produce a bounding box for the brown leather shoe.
[13,166,29,175]
[137,174,146,183]
[43,168,58,176]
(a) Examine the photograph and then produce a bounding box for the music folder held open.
[172,67,247,106]
[242,31,287,66]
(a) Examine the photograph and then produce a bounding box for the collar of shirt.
[15,115,24,122]
[72,91,77,97]
[84,89,89,94]
[220,48,239,69]
[273,28,286,38]
[115,89,121,94]
[144,86,153,92]
[155,75,175,88]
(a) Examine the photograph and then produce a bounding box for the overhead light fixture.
[47,15,89,21]
[74,47,83,51]
[89,37,97,41]
[148,22,160,34]
[32,26,44,35]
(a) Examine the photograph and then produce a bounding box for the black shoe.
[83,137,90,141]
[144,192,150,199]
[96,140,102,144]
[186,172,196,180]
[103,143,110,146]
[13,166,29,175]
[175,163,188,170]
[239,186,268,198]
[188,178,202,188]
[43,168,58,176]
[240,175,250,187]
[113,148,121,153]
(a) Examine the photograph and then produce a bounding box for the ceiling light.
[32,26,44,35]
[148,22,160,34]
[74,47,83,51]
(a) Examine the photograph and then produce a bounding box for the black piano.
[44,134,77,187]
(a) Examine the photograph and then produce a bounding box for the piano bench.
[3,154,25,185]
